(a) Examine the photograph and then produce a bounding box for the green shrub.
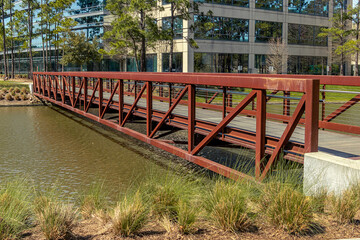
[330,189,359,223]
[259,183,313,233]
[204,180,250,232]
[5,93,12,101]
[110,192,148,237]
[34,196,77,240]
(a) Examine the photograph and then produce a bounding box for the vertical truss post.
[255,90,266,180]
[146,81,153,136]
[188,84,196,153]
[84,77,88,111]
[71,77,75,106]
[99,78,103,118]
[55,76,58,101]
[304,79,319,153]
[222,87,227,119]
[62,76,65,104]
[119,80,124,125]
[47,75,51,97]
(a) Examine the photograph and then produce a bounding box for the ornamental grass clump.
[21,87,28,94]
[110,192,148,237]
[0,94,3,100]
[203,179,250,232]
[329,188,359,224]
[5,93,13,101]
[34,196,77,240]
[1,88,7,93]
[14,87,20,93]
[14,94,21,101]
[176,200,198,234]
[78,181,108,219]
[8,87,14,92]
[10,90,16,96]
[259,183,313,234]
[20,94,28,101]
[0,179,32,239]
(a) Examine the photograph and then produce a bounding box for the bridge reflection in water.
[33,72,360,181]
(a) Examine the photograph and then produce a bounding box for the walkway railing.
[33,72,320,181]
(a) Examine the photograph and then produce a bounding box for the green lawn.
[0,81,30,90]
[195,85,360,104]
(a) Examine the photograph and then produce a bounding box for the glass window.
[193,0,249,8]
[255,54,269,73]
[288,55,327,74]
[255,0,283,11]
[194,53,248,73]
[255,21,282,43]
[288,23,327,46]
[162,53,183,72]
[194,15,249,42]
[162,17,183,39]
[288,0,328,17]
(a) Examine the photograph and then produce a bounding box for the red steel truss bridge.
[33,72,360,181]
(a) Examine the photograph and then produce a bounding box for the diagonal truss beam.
[73,79,85,107]
[121,84,147,127]
[85,80,100,113]
[191,91,257,155]
[63,77,74,106]
[260,95,306,180]
[149,86,189,138]
[323,94,360,122]
[100,81,120,119]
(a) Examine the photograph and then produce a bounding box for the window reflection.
[255,21,282,42]
[194,53,248,73]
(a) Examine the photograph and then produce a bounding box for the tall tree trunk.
[2,0,8,79]
[9,0,14,78]
[169,3,175,73]
[28,1,33,79]
[140,10,146,72]
[41,0,46,72]
[355,10,360,76]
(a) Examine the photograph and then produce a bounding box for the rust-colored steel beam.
[260,95,306,180]
[149,86,189,138]
[191,91,257,156]
[304,80,319,153]
[85,80,100,113]
[146,81,153,136]
[100,81,119,119]
[323,94,360,122]
[119,80,124,124]
[255,90,266,180]
[188,85,196,152]
[121,84,146,127]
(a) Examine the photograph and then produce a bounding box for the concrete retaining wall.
[304,152,360,196]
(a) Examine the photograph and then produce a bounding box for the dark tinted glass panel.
[162,17,183,39]
[288,0,328,17]
[194,15,249,42]
[288,55,327,74]
[255,21,282,42]
[193,0,249,7]
[255,0,283,11]
[288,23,327,46]
[194,53,248,73]
[162,53,183,72]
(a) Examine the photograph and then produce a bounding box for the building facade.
[0,0,353,75]
[154,0,352,75]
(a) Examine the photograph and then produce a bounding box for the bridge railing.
[33,72,320,181]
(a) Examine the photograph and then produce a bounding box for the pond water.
[0,106,161,200]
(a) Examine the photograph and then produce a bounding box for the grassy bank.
[2,164,360,240]
[0,81,30,90]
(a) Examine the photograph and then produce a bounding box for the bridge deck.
[121,95,360,159]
